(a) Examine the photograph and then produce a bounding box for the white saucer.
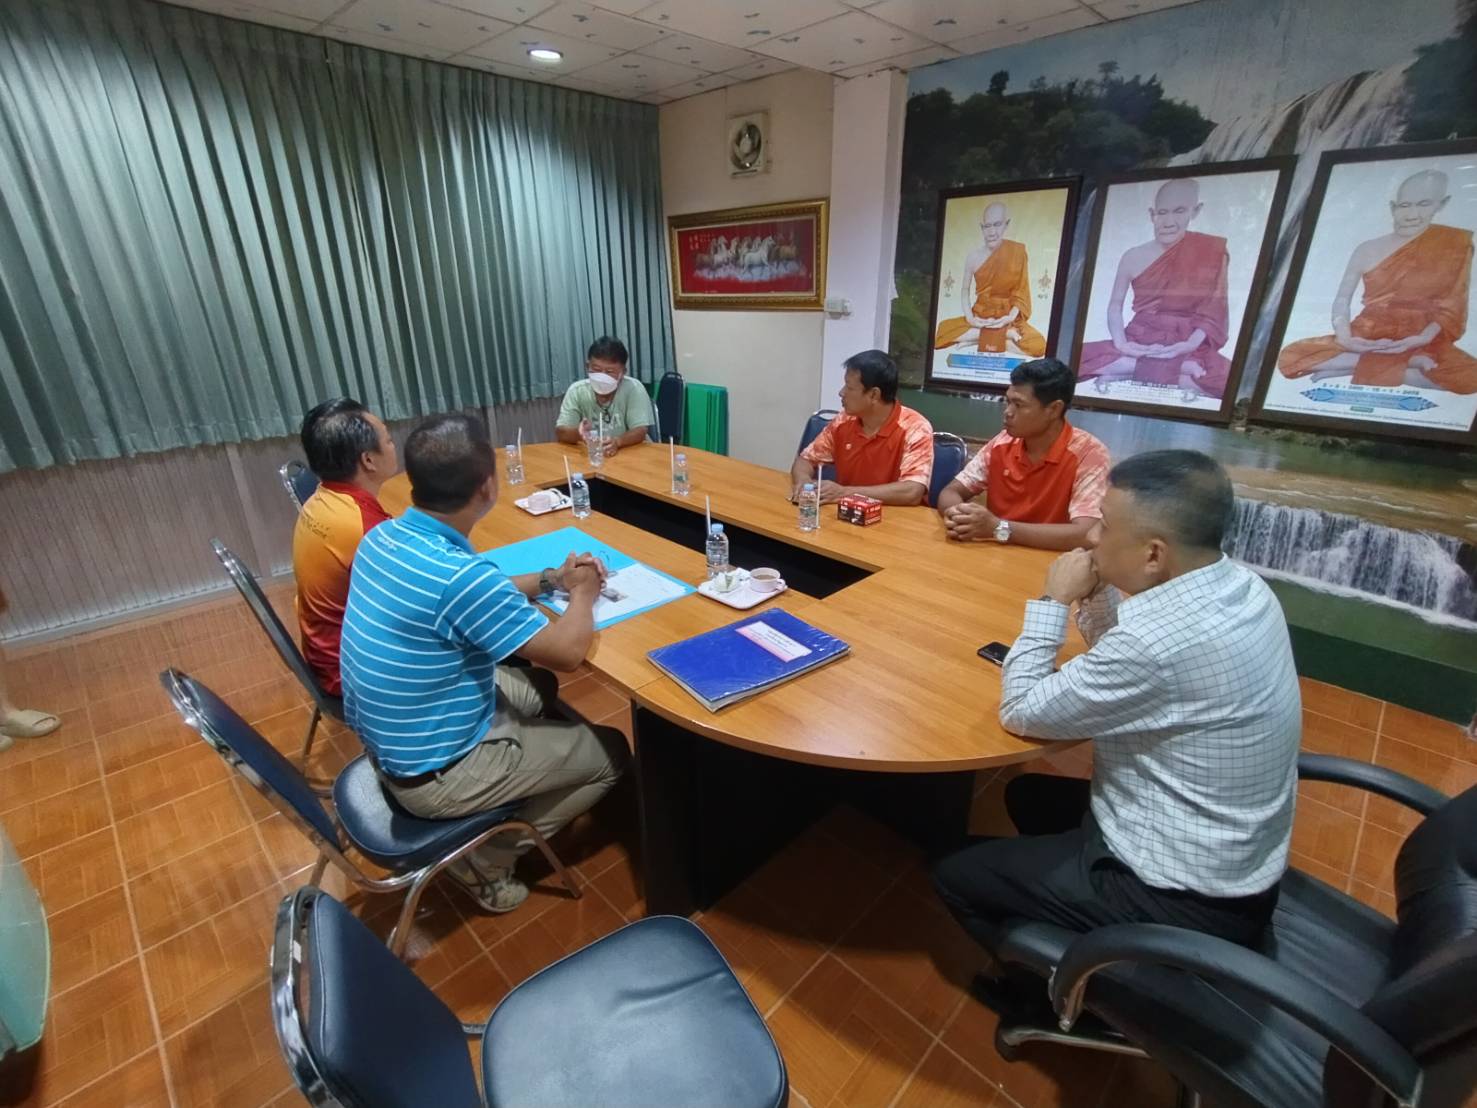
[697,569,788,610]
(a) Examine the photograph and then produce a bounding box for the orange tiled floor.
[2,583,1473,1107]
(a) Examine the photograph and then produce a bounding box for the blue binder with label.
[647,609,850,712]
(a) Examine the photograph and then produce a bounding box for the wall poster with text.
[1254,140,1477,444]
[1072,160,1293,423]
[925,178,1079,391]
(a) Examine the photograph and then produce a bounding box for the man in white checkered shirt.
[936,449,1301,959]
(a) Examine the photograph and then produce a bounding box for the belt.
[376,745,473,788]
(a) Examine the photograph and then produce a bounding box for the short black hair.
[1109,450,1234,551]
[1010,357,1075,410]
[587,336,629,366]
[300,398,379,482]
[404,414,495,514]
[843,349,899,403]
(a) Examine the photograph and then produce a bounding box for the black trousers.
[934,774,1277,951]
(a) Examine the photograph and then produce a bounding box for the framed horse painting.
[667,199,828,310]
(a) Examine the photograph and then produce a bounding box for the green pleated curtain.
[0,0,674,472]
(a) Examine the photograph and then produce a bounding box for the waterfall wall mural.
[1226,500,1477,627]
[892,0,1477,629]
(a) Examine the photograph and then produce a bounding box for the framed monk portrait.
[925,178,1080,391]
[1254,140,1477,444]
[1071,159,1293,424]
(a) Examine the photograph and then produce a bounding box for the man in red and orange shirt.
[790,349,934,506]
[937,358,1111,550]
[292,398,397,696]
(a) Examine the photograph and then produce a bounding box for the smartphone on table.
[977,641,1009,666]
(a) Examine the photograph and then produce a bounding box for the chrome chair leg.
[387,870,437,957]
[522,821,583,900]
[299,705,322,767]
[997,1021,1147,1058]
[1175,1084,1202,1108]
[307,853,329,888]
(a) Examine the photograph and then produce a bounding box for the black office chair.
[929,431,969,507]
[272,886,789,1108]
[655,370,685,445]
[972,753,1475,1108]
[797,408,839,455]
[213,539,343,781]
[280,460,318,513]
[163,670,579,957]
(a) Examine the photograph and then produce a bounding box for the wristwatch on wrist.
[994,519,1012,544]
[538,567,558,595]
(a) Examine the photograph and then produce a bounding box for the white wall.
[818,70,908,403]
[660,69,834,469]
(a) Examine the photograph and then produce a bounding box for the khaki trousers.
[385,667,629,871]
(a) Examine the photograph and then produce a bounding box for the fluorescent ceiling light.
[528,48,563,63]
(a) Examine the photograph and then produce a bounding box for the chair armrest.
[1049,923,1422,1108]
[1299,753,1446,815]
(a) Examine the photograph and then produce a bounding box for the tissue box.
[837,494,883,526]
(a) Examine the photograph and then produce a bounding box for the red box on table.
[837,494,883,526]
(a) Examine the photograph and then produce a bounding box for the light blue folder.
[484,527,695,629]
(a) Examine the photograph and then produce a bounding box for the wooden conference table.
[379,441,1077,913]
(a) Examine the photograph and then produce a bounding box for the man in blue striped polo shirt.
[341,413,627,914]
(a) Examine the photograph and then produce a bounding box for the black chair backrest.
[161,669,340,847]
[212,540,335,714]
[272,887,482,1108]
[1328,783,1477,1105]
[797,409,838,456]
[656,371,685,445]
[281,460,319,513]
[929,432,969,508]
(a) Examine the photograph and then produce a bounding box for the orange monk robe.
[1279,224,1477,394]
[934,240,1047,355]
[1078,231,1232,395]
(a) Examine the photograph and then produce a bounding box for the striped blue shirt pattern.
[340,508,549,775]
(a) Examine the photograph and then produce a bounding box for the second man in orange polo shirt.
[936,358,1110,550]
[790,349,935,506]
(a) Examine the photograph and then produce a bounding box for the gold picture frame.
[667,199,828,311]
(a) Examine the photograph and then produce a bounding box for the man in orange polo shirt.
[789,349,934,506]
[936,358,1110,550]
[293,398,397,695]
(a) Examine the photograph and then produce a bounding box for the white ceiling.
[164,0,1204,104]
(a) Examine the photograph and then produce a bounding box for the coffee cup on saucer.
[749,567,784,594]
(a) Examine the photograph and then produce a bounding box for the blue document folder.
[647,609,850,712]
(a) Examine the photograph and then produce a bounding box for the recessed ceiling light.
[528,47,563,62]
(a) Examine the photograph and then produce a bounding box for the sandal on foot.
[1,709,60,739]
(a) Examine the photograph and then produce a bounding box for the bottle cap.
[572,472,584,480]
[710,523,723,534]
[802,483,815,491]
[676,452,687,462]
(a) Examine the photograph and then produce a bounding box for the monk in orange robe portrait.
[1278,168,1477,394]
[933,202,1046,357]
[1077,178,1231,402]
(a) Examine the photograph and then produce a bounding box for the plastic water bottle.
[504,444,524,486]
[570,472,591,519]
[705,523,729,579]
[672,452,690,497]
[584,428,604,469]
[798,483,819,532]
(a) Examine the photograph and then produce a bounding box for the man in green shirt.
[554,336,655,457]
